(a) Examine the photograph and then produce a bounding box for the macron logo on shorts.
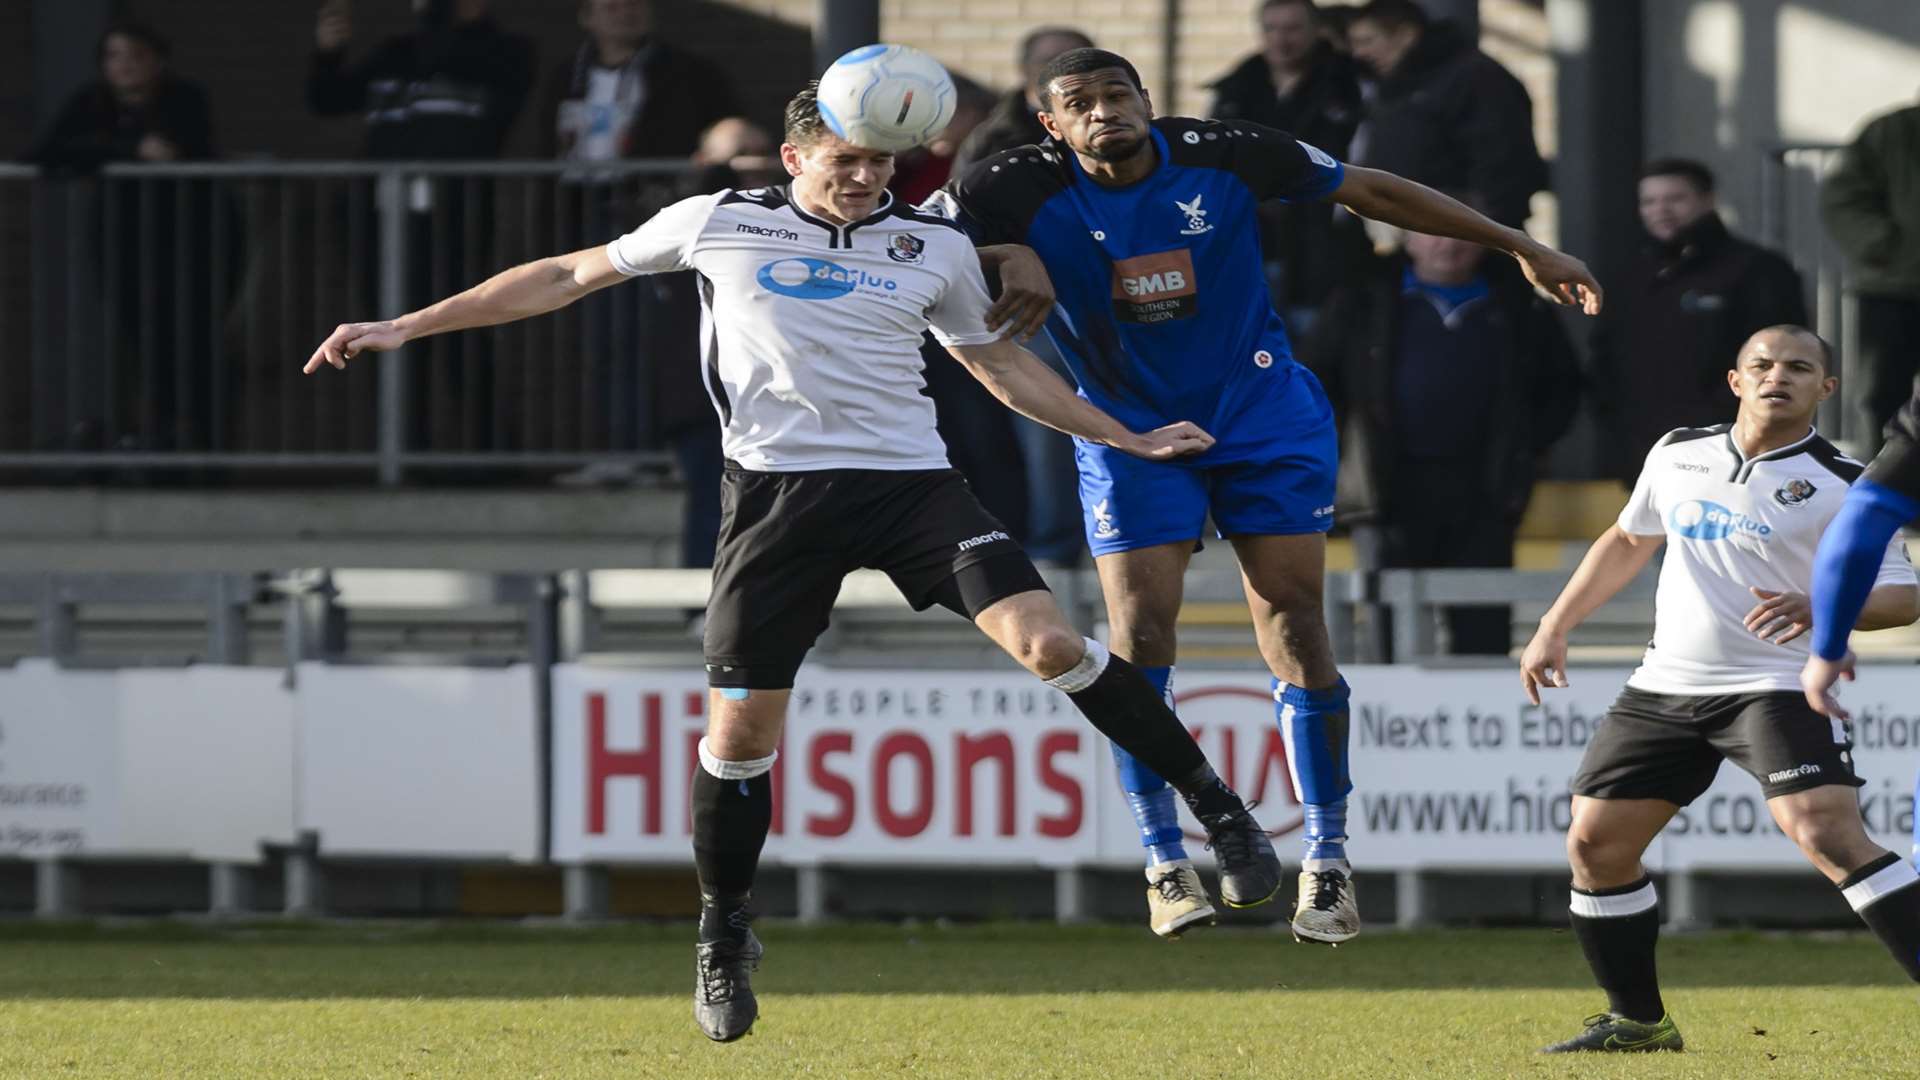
[1766,763,1823,784]
[957,530,1011,553]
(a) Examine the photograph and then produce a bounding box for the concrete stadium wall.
[1645,0,1920,233]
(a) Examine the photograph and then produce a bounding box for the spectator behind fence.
[309,0,533,159]
[1345,0,1547,229]
[1590,158,1806,483]
[890,76,994,206]
[1210,0,1364,340]
[951,26,1093,173]
[30,22,213,171]
[309,0,533,450]
[1822,97,1920,456]
[1310,231,1579,657]
[29,22,229,451]
[945,26,1096,566]
[540,0,738,162]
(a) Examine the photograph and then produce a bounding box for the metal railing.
[2,160,715,483]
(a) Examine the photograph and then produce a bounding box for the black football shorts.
[1570,687,1864,805]
[702,465,1048,689]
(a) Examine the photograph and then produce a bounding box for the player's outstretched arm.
[946,339,1213,460]
[303,245,626,374]
[1519,525,1663,703]
[1328,165,1602,315]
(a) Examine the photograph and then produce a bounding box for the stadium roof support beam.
[1549,0,1644,302]
[814,0,882,76]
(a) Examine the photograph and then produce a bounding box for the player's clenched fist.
[303,320,406,374]
[1123,421,1214,460]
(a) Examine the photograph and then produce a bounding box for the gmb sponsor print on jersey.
[1111,249,1197,324]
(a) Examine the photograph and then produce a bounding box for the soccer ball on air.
[815,44,957,153]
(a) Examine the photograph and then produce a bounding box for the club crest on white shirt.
[1773,478,1817,507]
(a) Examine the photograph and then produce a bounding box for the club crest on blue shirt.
[886,233,926,264]
[1773,478,1817,507]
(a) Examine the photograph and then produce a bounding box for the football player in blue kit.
[934,47,1601,941]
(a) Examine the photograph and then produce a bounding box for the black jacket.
[308,18,535,159]
[1589,212,1807,481]
[537,38,739,160]
[1308,255,1579,524]
[29,78,215,170]
[1352,21,1547,226]
[1209,47,1365,309]
[951,89,1048,174]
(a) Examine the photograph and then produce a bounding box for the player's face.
[782,133,896,224]
[1403,232,1487,284]
[1261,3,1318,69]
[1039,70,1154,164]
[1729,334,1836,423]
[1638,175,1714,242]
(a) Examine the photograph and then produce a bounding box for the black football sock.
[1839,852,1920,982]
[1043,638,1213,795]
[1569,876,1666,1023]
[691,738,775,943]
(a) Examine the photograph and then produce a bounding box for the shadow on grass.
[0,922,1903,1000]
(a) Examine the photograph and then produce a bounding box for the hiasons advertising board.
[550,663,1920,870]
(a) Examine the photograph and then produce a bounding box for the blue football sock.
[1111,664,1186,866]
[1276,676,1353,869]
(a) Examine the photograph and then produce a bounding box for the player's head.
[1259,0,1322,71]
[1019,27,1094,95]
[1728,325,1837,424]
[781,82,895,224]
[1637,158,1717,243]
[1347,0,1427,79]
[1036,48,1153,164]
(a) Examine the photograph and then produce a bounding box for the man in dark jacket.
[1591,158,1806,482]
[539,0,738,162]
[1823,98,1920,455]
[1345,0,1547,228]
[1311,231,1579,657]
[309,0,534,450]
[952,27,1092,172]
[1210,0,1365,336]
[309,0,534,159]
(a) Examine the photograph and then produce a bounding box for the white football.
[815,44,957,153]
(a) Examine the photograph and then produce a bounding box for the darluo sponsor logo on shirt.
[1669,499,1772,541]
[756,257,900,300]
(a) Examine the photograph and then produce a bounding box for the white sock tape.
[1843,858,1920,911]
[1569,880,1658,919]
[1043,637,1110,694]
[698,737,777,781]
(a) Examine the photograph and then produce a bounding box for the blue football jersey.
[933,117,1344,460]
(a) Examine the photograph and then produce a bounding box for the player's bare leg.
[1770,786,1920,983]
[1092,543,1218,932]
[1544,796,1685,1053]
[690,688,789,1042]
[972,587,1279,909]
[1232,533,1356,942]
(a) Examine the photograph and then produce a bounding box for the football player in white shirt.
[1519,326,1920,1053]
[303,83,1288,1044]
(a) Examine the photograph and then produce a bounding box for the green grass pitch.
[0,921,1913,1078]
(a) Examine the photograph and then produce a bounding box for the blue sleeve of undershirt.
[1810,479,1920,659]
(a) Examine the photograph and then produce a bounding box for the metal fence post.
[1395,868,1428,929]
[796,865,831,925]
[207,573,251,665]
[376,169,407,486]
[529,574,559,863]
[562,864,609,920]
[1664,870,1707,931]
[209,863,253,917]
[37,575,76,660]
[1054,867,1090,925]
[35,858,79,918]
